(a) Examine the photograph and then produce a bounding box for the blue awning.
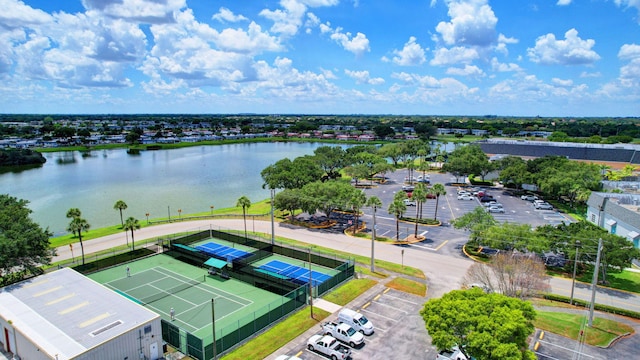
[204,257,227,269]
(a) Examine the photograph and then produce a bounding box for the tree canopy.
[0,195,54,286]
[421,289,536,360]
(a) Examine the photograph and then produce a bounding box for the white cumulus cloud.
[435,0,498,47]
[345,69,384,85]
[431,46,479,66]
[392,37,426,66]
[527,28,600,65]
[212,7,248,23]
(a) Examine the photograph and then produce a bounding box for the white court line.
[155,266,253,307]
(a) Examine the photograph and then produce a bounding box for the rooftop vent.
[90,320,122,337]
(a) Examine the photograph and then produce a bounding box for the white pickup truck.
[436,346,471,360]
[321,321,364,347]
[307,334,352,360]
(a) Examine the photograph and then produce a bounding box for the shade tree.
[0,195,54,286]
[420,289,536,360]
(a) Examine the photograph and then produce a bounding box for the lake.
[3,142,338,236]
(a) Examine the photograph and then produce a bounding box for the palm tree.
[66,208,81,219]
[123,217,141,251]
[67,217,90,264]
[236,196,252,239]
[388,199,406,242]
[348,191,366,235]
[66,208,81,236]
[365,196,382,272]
[113,200,128,227]
[411,183,428,238]
[431,183,447,220]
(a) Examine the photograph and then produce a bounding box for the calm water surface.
[3,142,338,236]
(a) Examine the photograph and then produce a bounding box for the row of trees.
[3,113,638,142]
[452,207,640,283]
[444,144,608,209]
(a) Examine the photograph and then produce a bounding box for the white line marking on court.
[156,266,253,307]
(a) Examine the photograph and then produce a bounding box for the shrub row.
[542,293,640,319]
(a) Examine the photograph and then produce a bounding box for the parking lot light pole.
[570,240,581,305]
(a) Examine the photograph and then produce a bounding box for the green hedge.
[468,174,493,186]
[542,293,640,319]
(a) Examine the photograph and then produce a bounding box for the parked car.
[403,198,417,206]
[402,185,415,192]
[338,308,374,335]
[436,346,472,360]
[307,335,351,359]
[321,321,365,347]
[487,206,505,213]
[479,196,495,203]
[520,194,538,201]
[483,201,502,208]
[535,202,553,210]
[417,175,431,183]
[457,194,474,201]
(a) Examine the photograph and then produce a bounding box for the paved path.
[53,219,640,309]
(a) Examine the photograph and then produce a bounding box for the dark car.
[479,196,495,203]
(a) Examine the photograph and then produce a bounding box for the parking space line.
[360,307,399,321]
[538,339,594,358]
[435,240,448,251]
[362,301,371,309]
[384,294,420,305]
[372,300,408,314]
[383,288,391,294]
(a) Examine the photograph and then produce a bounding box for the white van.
[338,308,374,335]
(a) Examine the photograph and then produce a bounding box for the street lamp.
[145,213,149,224]
[570,240,581,305]
[210,205,214,216]
[178,209,182,219]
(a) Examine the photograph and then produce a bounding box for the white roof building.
[0,268,162,360]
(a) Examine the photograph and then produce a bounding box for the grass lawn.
[534,311,634,347]
[221,307,331,360]
[385,277,427,296]
[322,278,378,306]
[577,269,640,294]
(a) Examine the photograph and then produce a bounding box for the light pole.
[569,240,581,305]
[210,205,214,216]
[145,213,149,224]
[270,188,275,245]
[371,204,377,272]
[178,209,181,219]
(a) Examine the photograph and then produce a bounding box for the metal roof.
[0,268,159,360]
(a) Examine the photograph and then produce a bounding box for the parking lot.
[272,283,434,360]
[357,170,574,256]
[270,169,581,360]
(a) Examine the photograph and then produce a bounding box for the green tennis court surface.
[87,254,282,339]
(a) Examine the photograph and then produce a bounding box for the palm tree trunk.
[79,232,85,265]
[395,216,400,241]
[353,211,359,235]
[243,208,247,238]
[130,229,135,251]
[434,196,440,220]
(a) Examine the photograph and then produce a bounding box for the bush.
[542,293,640,319]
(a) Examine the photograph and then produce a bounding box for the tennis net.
[138,275,205,305]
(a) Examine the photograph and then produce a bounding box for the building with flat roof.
[587,192,640,249]
[0,268,162,360]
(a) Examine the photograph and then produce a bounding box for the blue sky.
[1,0,639,116]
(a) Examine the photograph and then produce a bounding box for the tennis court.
[87,254,283,338]
[257,260,332,287]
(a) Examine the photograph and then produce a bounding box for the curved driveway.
[53,218,640,311]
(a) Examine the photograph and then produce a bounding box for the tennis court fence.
[161,228,354,359]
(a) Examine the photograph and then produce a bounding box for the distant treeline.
[0,148,46,166]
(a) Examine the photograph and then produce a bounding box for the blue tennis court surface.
[195,242,252,261]
[258,260,331,287]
